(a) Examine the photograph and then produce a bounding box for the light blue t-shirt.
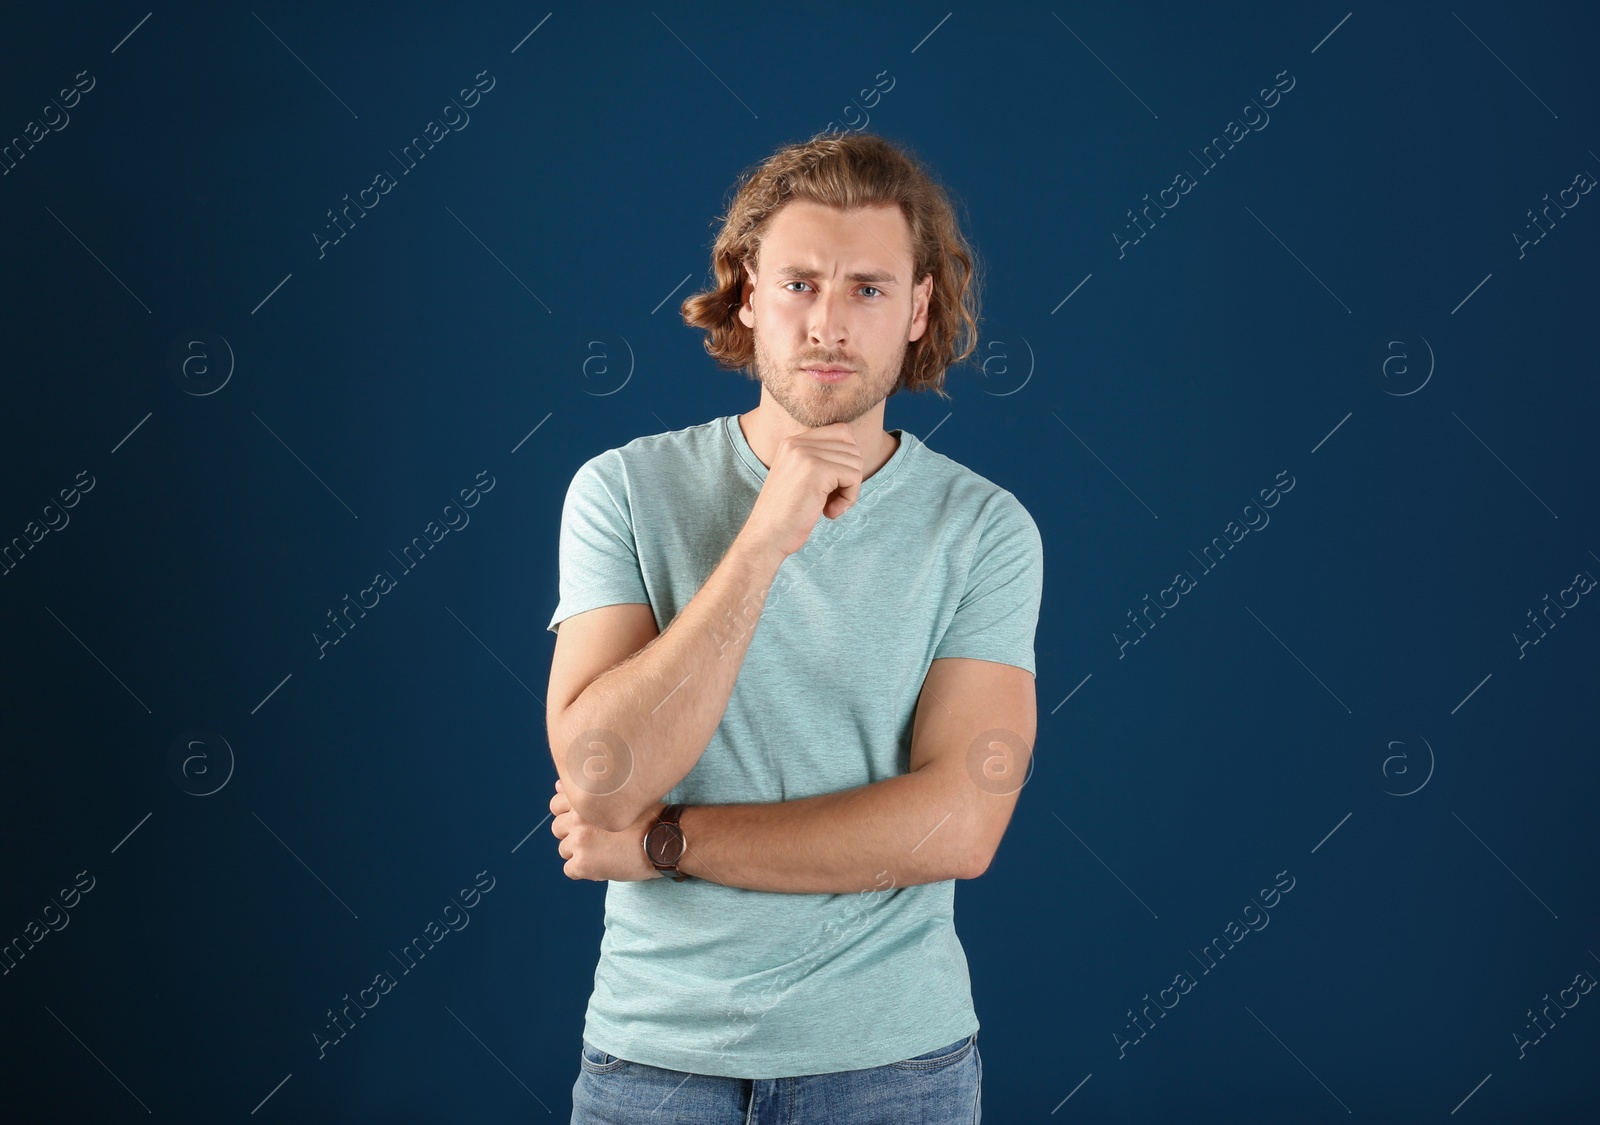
[547,413,1043,1078]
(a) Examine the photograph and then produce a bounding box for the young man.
[545,132,1042,1124]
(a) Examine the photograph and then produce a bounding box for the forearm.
[674,766,979,893]
[562,533,784,832]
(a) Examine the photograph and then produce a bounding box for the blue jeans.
[570,1032,982,1124]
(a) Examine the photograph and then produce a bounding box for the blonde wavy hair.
[681,132,983,401]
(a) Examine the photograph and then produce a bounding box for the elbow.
[550,711,660,832]
[961,842,996,881]
[581,791,644,834]
[556,773,640,833]
[550,713,638,833]
[558,765,646,832]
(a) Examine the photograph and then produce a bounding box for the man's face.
[738,200,932,430]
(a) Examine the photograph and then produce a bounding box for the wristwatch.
[644,804,689,881]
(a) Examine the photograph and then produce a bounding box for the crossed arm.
[550,657,1036,893]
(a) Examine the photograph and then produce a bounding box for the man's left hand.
[550,780,666,882]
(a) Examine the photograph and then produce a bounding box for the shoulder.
[904,437,1039,533]
[571,417,726,488]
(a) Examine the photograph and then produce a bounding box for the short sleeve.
[546,451,651,633]
[931,492,1043,675]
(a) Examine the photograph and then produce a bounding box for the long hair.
[681,132,982,401]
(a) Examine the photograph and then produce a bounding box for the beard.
[749,324,907,430]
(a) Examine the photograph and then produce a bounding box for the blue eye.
[783,282,884,298]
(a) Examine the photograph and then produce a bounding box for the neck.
[738,409,898,479]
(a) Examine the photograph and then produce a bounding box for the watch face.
[647,823,685,866]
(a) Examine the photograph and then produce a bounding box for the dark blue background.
[2,2,1596,1120]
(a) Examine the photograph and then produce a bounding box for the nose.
[808,287,848,346]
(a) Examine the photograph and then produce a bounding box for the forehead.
[758,200,911,281]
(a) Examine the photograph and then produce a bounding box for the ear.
[908,272,934,343]
[737,260,757,329]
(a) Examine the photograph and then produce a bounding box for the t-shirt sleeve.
[546,451,651,633]
[930,491,1043,675]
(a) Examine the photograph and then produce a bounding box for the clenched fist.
[741,422,864,559]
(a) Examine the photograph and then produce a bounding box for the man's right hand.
[740,422,864,560]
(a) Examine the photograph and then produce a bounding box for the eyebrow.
[772,265,899,286]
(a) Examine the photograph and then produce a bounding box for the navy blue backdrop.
[2,2,1597,1120]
